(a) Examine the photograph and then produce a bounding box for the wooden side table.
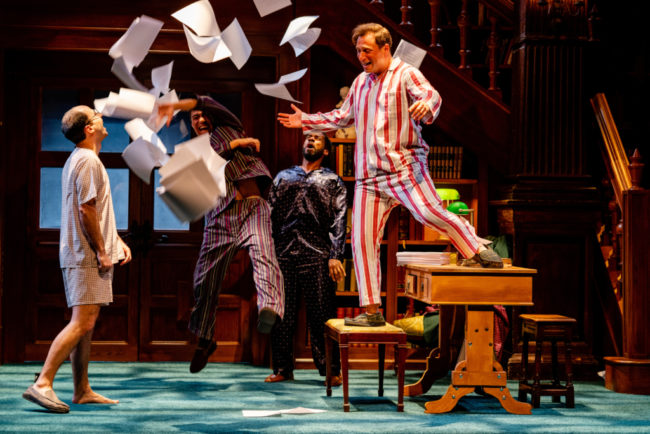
[403,264,537,415]
[324,319,408,412]
[518,314,576,408]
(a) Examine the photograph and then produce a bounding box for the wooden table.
[403,264,536,415]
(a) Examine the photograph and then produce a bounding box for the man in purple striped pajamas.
[159,96,284,370]
[279,23,502,327]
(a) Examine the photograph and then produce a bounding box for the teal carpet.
[1,362,649,432]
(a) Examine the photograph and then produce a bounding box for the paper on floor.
[242,407,327,417]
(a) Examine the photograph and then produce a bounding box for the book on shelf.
[333,141,354,177]
[428,144,463,179]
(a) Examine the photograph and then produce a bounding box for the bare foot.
[72,391,119,405]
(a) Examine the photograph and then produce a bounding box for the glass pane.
[93,91,130,153]
[41,89,80,151]
[40,168,129,230]
[153,170,189,231]
[106,169,129,230]
[40,167,62,228]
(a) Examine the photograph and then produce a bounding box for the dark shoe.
[326,375,342,387]
[22,385,70,413]
[189,341,217,373]
[470,245,504,268]
[344,312,386,327]
[264,372,293,382]
[257,308,278,334]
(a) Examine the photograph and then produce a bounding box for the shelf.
[399,240,452,246]
[336,291,386,297]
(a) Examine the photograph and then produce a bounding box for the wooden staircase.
[591,93,650,395]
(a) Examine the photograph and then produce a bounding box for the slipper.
[22,385,70,413]
[264,372,293,382]
[471,245,504,268]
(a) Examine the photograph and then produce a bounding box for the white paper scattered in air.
[280,16,318,46]
[288,27,321,57]
[111,57,148,92]
[172,0,220,37]
[394,39,427,69]
[183,25,232,63]
[108,15,163,71]
[221,19,252,70]
[156,134,228,223]
[253,0,291,17]
[94,88,156,120]
[151,61,174,96]
[254,68,307,103]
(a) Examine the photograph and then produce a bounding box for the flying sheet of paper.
[288,27,321,57]
[146,89,181,133]
[109,15,163,72]
[221,19,252,70]
[253,0,291,17]
[242,407,327,418]
[280,16,319,46]
[254,68,307,103]
[151,61,174,96]
[157,158,222,222]
[94,88,156,120]
[122,138,162,183]
[124,118,168,162]
[173,133,227,180]
[111,57,148,92]
[183,25,232,63]
[394,39,427,69]
[171,0,220,37]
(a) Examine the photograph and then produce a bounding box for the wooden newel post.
[628,149,644,189]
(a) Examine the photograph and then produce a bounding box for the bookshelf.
[293,138,481,370]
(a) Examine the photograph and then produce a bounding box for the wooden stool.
[324,319,408,412]
[518,314,576,408]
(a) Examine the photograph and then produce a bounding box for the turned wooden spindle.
[400,0,414,32]
[487,14,501,96]
[428,0,443,54]
[457,0,471,72]
[628,149,644,189]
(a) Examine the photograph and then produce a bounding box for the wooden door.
[2,50,275,363]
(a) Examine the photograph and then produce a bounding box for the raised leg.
[378,343,385,397]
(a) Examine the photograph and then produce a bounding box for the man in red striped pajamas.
[279,23,502,327]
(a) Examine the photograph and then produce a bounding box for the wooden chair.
[324,319,408,412]
[518,314,576,408]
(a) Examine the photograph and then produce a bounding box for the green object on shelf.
[447,200,469,215]
[436,188,460,201]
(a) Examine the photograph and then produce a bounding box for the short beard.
[303,148,324,162]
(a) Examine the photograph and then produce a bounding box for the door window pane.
[153,170,189,231]
[157,111,191,153]
[41,89,80,151]
[107,169,129,230]
[39,167,129,230]
[40,167,62,228]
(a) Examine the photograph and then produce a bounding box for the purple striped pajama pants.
[189,197,284,340]
[351,161,481,307]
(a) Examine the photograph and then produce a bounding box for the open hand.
[277,104,303,128]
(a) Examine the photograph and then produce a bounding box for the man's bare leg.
[33,304,100,401]
[71,327,118,404]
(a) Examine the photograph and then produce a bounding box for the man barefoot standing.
[23,105,131,413]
